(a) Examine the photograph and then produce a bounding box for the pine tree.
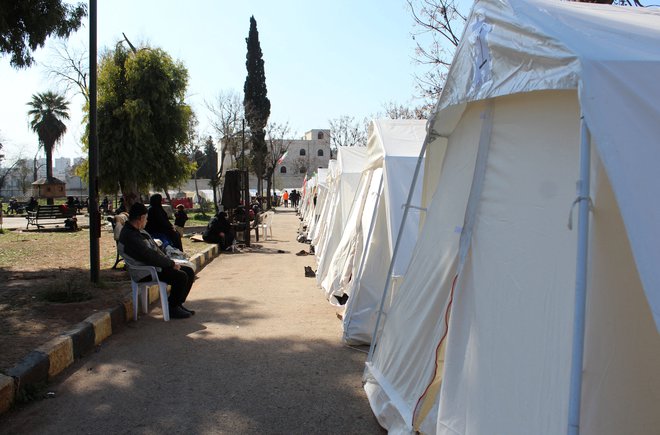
[243,15,271,196]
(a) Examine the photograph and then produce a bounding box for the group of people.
[4,196,39,214]
[117,194,240,319]
[282,189,300,208]
[119,200,195,320]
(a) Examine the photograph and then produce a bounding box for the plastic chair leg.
[140,286,149,314]
[158,283,170,321]
[131,282,139,321]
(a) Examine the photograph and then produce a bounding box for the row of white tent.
[297,0,660,433]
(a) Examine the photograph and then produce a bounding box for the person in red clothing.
[282,190,289,208]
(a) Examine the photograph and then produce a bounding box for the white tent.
[364,1,660,434]
[304,168,328,240]
[309,162,337,245]
[319,120,427,346]
[314,146,367,287]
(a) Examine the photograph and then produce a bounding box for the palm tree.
[27,91,70,183]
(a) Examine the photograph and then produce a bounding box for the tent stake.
[568,116,592,435]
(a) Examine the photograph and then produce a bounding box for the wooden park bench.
[25,204,76,230]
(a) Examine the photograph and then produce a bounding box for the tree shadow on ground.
[0,296,385,434]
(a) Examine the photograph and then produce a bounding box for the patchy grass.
[0,226,208,270]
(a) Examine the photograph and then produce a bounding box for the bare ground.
[0,209,384,434]
[0,225,211,373]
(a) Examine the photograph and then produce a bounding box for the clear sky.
[0,0,456,162]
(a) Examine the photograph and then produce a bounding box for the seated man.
[119,203,195,319]
[26,196,38,212]
[202,211,235,250]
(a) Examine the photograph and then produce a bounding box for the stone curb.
[0,242,220,415]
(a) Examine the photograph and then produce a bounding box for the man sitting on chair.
[119,203,195,319]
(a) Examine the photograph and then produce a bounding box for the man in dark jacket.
[119,203,195,319]
[203,211,235,250]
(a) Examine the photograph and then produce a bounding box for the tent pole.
[367,134,430,363]
[568,117,592,435]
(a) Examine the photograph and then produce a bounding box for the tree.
[328,115,368,156]
[407,0,467,101]
[408,0,646,101]
[202,137,221,214]
[264,122,293,208]
[0,0,87,68]
[16,159,32,195]
[381,101,430,120]
[27,91,70,188]
[45,41,89,103]
[243,16,271,196]
[206,90,244,174]
[95,42,193,206]
[291,156,308,176]
[0,154,25,195]
[183,111,201,204]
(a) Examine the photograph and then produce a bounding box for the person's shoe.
[180,304,196,315]
[169,306,191,319]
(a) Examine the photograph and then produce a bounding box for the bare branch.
[44,41,89,103]
[407,0,467,100]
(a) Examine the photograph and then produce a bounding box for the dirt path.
[0,208,383,434]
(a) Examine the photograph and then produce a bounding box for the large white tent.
[319,120,427,345]
[304,167,330,241]
[310,161,338,246]
[364,1,660,434]
[314,146,367,287]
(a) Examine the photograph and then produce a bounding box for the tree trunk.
[194,173,200,209]
[211,178,219,214]
[45,147,54,205]
[120,181,140,209]
[45,147,53,181]
[266,174,273,209]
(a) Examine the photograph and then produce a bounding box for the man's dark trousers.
[142,266,194,307]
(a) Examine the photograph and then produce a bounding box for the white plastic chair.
[257,211,274,240]
[119,244,170,321]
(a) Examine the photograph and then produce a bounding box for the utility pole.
[88,0,100,283]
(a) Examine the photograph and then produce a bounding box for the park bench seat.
[26,204,76,230]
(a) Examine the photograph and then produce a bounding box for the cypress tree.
[243,15,271,195]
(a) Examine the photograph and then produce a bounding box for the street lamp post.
[88,0,100,283]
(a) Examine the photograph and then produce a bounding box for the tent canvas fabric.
[314,147,367,288]
[327,119,427,344]
[364,0,660,434]
[305,167,329,241]
[310,161,338,246]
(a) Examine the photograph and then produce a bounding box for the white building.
[220,129,332,192]
[276,129,331,189]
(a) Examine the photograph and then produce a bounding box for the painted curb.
[86,312,112,346]
[35,335,73,379]
[0,242,219,415]
[0,374,14,413]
